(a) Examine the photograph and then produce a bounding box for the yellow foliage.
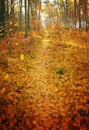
[4,74,9,80]
[16,43,19,46]
[10,21,12,25]
[14,22,19,27]
[20,54,25,61]
[1,88,5,94]
[0,33,4,36]
[9,28,13,32]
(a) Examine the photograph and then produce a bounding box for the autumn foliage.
[0,28,89,129]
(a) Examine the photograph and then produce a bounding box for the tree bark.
[0,0,5,37]
[11,0,14,20]
[25,0,28,37]
[74,0,77,28]
[20,0,22,29]
[78,0,81,29]
[84,0,88,31]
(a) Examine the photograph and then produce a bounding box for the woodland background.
[0,0,89,130]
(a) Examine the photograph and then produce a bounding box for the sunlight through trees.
[0,0,89,38]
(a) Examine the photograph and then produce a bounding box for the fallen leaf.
[1,88,5,94]
[20,54,25,61]
[16,43,19,46]
[4,74,9,80]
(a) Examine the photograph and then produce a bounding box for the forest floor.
[0,29,89,130]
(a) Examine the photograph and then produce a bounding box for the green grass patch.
[56,68,65,75]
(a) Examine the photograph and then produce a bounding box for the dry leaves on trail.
[0,30,89,130]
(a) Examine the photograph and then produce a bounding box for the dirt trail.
[0,30,89,130]
[28,32,61,128]
[26,30,89,129]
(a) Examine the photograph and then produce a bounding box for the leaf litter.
[0,29,89,130]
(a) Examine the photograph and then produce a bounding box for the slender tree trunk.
[6,0,9,21]
[0,0,5,37]
[20,0,22,29]
[78,0,81,30]
[28,0,30,31]
[25,0,28,37]
[11,0,14,20]
[38,2,41,30]
[84,0,88,31]
[74,0,77,28]
[31,0,35,30]
[65,0,68,28]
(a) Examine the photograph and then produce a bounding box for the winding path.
[26,30,89,129]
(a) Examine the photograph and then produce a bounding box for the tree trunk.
[20,0,22,29]
[74,0,77,28]
[84,0,88,31]
[78,0,81,30]
[25,0,28,37]
[6,0,9,21]
[11,0,14,20]
[65,0,69,28]
[28,0,30,31]
[0,0,5,37]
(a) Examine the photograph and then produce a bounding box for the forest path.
[27,31,62,128]
[26,30,89,129]
[0,29,89,130]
